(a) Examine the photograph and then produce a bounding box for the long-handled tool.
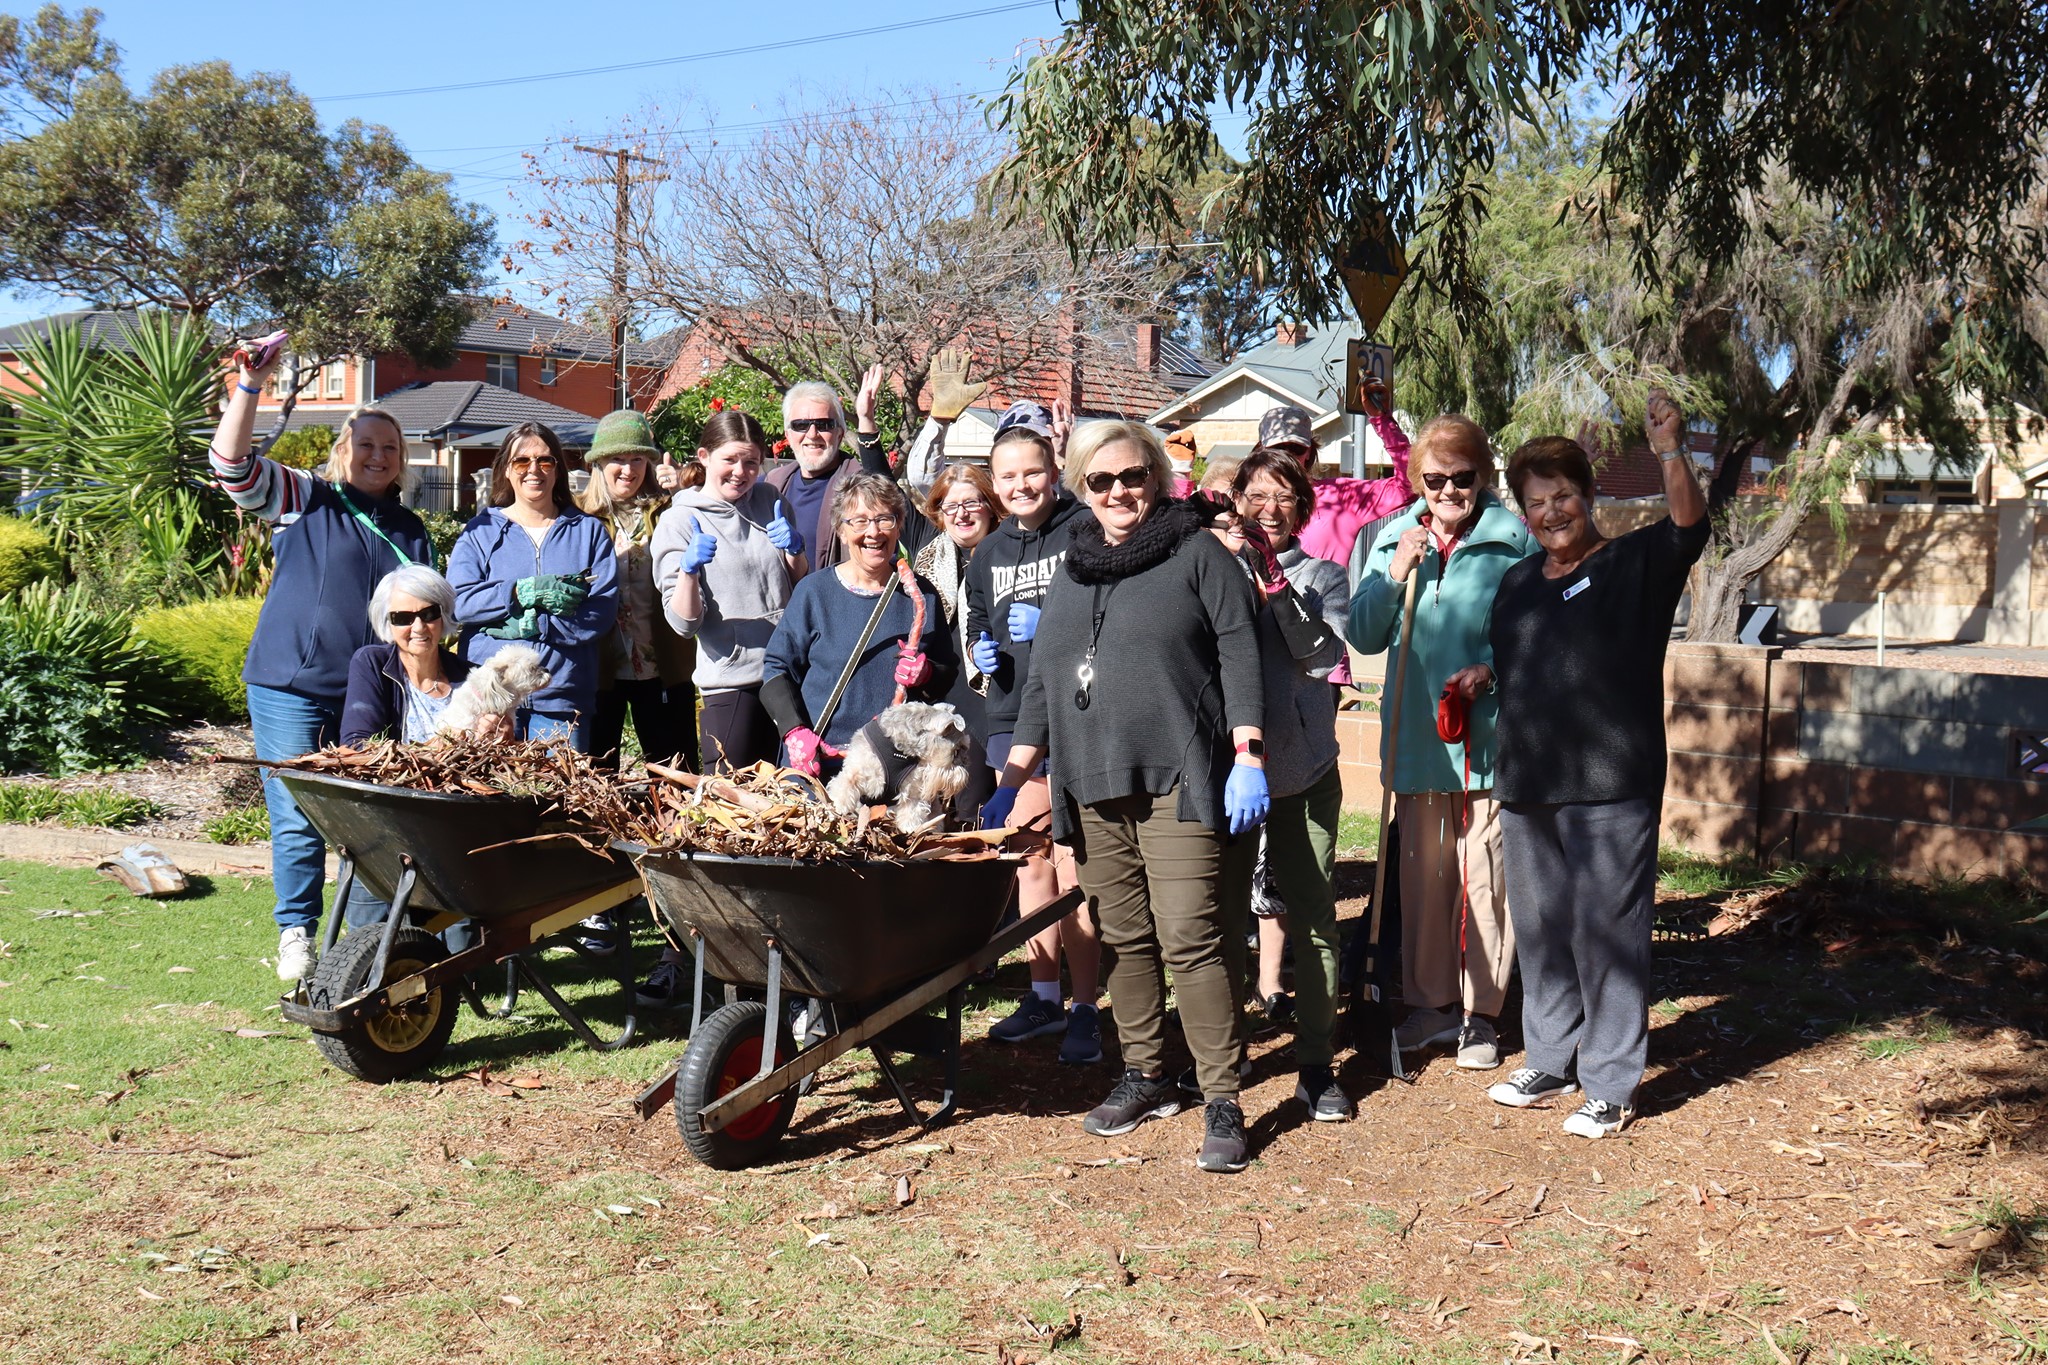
[1358,568,1422,1083]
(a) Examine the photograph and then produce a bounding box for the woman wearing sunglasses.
[448,422,619,751]
[981,421,1266,1175]
[1348,417,1535,1072]
[341,566,507,746]
[761,472,956,776]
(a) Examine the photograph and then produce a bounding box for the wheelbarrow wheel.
[307,925,458,1083]
[674,1001,796,1169]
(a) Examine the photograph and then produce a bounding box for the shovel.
[1356,568,1421,1083]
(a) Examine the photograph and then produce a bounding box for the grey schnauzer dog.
[825,701,972,833]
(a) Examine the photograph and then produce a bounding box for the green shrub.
[130,597,263,722]
[0,784,161,828]
[204,804,270,844]
[0,649,149,774]
[420,510,464,565]
[0,516,61,596]
[268,426,336,470]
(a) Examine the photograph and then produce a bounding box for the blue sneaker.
[1058,1003,1102,1064]
[990,995,1066,1042]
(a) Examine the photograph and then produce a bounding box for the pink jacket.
[1298,411,1415,565]
[1299,412,1415,685]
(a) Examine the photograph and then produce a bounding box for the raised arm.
[1646,390,1706,528]
[208,341,317,524]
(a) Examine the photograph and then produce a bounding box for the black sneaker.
[1562,1097,1632,1139]
[1294,1067,1353,1122]
[1083,1069,1183,1136]
[1486,1067,1578,1108]
[1058,1003,1102,1065]
[575,912,617,956]
[1196,1098,1249,1173]
[634,959,684,1009]
[990,995,1066,1043]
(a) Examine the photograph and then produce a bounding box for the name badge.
[1562,579,1591,601]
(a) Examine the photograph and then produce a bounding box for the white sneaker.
[1562,1098,1632,1139]
[277,926,316,983]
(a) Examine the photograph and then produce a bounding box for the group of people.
[213,338,1707,1175]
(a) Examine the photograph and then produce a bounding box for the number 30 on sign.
[1343,340,1394,416]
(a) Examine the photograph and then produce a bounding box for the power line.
[312,3,1049,102]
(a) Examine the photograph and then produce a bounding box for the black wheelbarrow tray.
[276,771,645,1082]
[625,844,1084,1169]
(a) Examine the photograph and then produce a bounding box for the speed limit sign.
[1343,340,1394,415]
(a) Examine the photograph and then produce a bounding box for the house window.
[540,357,556,386]
[324,360,346,399]
[486,354,518,389]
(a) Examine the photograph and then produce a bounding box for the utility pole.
[573,145,664,411]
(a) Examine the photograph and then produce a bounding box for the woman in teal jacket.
[1348,415,1536,1070]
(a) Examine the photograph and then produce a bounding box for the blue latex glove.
[979,785,1020,830]
[1224,761,1270,836]
[765,498,803,555]
[971,631,1000,674]
[679,515,718,574]
[1007,601,1040,643]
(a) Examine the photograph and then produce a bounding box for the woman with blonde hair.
[982,420,1267,1174]
[209,346,433,986]
[1348,414,1536,1071]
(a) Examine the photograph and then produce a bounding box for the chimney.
[1135,322,1160,371]
[1274,319,1305,348]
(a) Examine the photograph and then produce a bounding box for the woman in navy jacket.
[447,423,618,750]
[209,344,432,987]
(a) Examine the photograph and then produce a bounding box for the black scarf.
[1065,497,1207,585]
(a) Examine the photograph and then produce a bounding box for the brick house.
[0,299,674,510]
[653,313,1212,462]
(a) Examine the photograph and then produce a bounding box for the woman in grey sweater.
[653,409,807,770]
[983,421,1267,1175]
[1227,447,1353,1122]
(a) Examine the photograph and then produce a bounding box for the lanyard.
[332,483,431,572]
[1074,581,1118,711]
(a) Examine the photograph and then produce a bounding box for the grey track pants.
[1498,798,1658,1109]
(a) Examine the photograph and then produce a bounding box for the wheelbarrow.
[277,771,645,1082]
[627,845,1084,1169]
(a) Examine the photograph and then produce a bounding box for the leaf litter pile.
[220,737,1014,863]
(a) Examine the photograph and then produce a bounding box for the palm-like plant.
[0,312,234,553]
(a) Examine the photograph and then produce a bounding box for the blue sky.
[0,0,1118,325]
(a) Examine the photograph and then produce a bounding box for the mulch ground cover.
[3,859,2045,1363]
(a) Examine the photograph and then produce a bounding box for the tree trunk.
[1688,559,1750,641]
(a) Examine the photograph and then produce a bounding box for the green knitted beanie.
[587,408,658,461]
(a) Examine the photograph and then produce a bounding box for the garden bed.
[0,721,265,844]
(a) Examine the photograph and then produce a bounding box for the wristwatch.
[1234,738,1265,759]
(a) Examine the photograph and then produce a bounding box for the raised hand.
[854,362,885,434]
[1359,374,1390,419]
[1049,397,1074,463]
[655,450,683,492]
[1646,389,1685,456]
[927,347,988,422]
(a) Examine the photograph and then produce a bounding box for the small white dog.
[826,701,972,832]
[439,645,551,739]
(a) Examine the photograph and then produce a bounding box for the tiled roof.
[0,308,228,354]
[366,381,593,439]
[1594,434,1765,499]
[449,296,677,367]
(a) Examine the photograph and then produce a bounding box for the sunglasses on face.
[1423,469,1479,492]
[387,604,443,627]
[510,455,558,474]
[1083,466,1152,495]
[788,418,840,435]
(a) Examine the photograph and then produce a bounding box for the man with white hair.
[764,367,892,575]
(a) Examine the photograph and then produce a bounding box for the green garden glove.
[484,608,542,641]
[515,574,589,615]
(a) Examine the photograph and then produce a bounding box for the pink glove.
[782,727,841,777]
[893,643,932,689]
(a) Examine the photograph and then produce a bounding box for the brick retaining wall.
[1333,644,2048,882]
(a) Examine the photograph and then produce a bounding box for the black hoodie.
[963,488,1092,730]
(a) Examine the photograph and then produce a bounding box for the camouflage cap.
[1256,405,1317,452]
